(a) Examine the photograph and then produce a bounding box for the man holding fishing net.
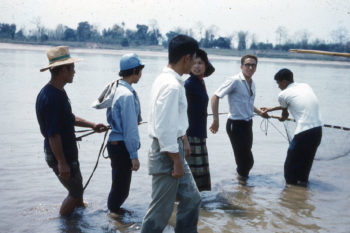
[210,55,268,183]
[261,68,322,186]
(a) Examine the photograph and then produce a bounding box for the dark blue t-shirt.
[185,74,209,138]
[36,84,78,163]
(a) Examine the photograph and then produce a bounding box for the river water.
[0,44,349,233]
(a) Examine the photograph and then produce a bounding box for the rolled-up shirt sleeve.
[214,77,236,98]
[117,95,140,159]
[278,93,288,108]
[154,87,180,153]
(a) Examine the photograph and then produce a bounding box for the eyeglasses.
[243,63,257,68]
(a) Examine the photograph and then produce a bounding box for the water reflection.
[277,185,320,232]
[197,179,268,232]
[108,209,142,232]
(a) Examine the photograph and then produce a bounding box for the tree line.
[0,21,349,53]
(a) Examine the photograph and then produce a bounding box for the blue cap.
[120,53,144,71]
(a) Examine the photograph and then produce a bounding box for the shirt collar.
[238,72,254,83]
[163,66,185,84]
[238,72,246,81]
[119,79,135,93]
[286,82,295,89]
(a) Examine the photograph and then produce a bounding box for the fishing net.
[270,118,350,161]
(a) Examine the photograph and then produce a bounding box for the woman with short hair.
[185,49,215,191]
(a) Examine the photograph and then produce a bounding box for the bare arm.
[131,159,140,171]
[74,116,108,132]
[254,106,269,118]
[48,134,70,180]
[167,152,184,179]
[260,106,289,121]
[209,95,220,134]
[182,135,190,158]
[280,108,289,121]
[260,106,283,113]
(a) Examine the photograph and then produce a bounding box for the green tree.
[163,31,180,47]
[331,27,349,44]
[200,30,212,48]
[15,29,26,40]
[54,24,65,41]
[77,21,92,41]
[275,26,288,45]
[0,23,16,39]
[63,27,77,41]
[213,37,231,49]
[237,31,248,50]
[136,24,148,40]
[110,24,124,39]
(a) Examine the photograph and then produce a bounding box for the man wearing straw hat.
[36,46,107,216]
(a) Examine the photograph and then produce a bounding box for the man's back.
[278,82,322,134]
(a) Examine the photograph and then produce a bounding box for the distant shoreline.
[1,42,349,67]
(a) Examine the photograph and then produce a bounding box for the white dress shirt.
[278,82,322,135]
[148,67,188,153]
[215,72,256,121]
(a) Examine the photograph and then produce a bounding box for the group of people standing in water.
[36,34,322,232]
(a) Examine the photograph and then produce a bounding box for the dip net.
[261,116,350,161]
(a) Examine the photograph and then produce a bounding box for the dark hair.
[193,49,215,77]
[168,34,198,64]
[274,68,294,82]
[118,65,144,77]
[49,64,72,76]
[196,49,209,66]
[241,54,258,65]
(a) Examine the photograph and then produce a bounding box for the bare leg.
[59,195,84,216]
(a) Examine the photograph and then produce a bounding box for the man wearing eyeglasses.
[210,54,268,183]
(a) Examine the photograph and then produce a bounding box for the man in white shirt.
[141,35,201,233]
[210,55,268,182]
[261,68,322,186]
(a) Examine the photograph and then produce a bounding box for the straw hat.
[40,46,82,72]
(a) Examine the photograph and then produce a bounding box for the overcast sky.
[1,0,350,44]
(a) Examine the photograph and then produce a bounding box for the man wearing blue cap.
[92,53,144,213]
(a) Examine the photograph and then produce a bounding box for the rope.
[323,124,350,131]
[75,126,112,141]
[75,129,94,133]
[78,113,349,190]
[259,117,290,142]
[83,128,110,191]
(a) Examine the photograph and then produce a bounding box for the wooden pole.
[289,49,350,58]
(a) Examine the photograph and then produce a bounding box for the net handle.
[269,115,350,131]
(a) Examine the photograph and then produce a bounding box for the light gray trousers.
[141,138,201,233]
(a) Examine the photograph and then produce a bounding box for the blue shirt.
[107,80,141,159]
[185,74,209,138]
[35,84,78,163]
